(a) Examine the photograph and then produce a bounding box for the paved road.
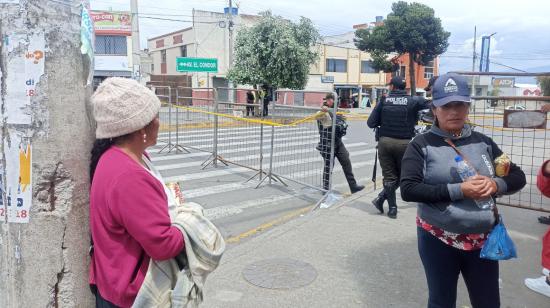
[149,119,377,241]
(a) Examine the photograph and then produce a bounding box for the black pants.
[263,101,269,116]
[246,104,254,116]
[378,136,409,183]
[92,285,119,308]
[321,142,357,190]
[417,227,500,308]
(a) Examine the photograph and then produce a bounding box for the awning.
[334,85,361,89]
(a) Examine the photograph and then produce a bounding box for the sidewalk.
[203,189,550,308]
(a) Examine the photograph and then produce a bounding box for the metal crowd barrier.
[454,71,550,212]
[155,85,343,207]
[174,87,217,157]
[469,96,550,212]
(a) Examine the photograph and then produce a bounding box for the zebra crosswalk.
[149,123,377,238]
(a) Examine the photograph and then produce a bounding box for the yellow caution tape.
[168,105,547,131]
[171,104,337,127]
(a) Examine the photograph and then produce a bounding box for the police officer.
[367,76,429,218]
[317,93,364,194]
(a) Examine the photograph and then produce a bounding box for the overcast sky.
[91,0,550,74]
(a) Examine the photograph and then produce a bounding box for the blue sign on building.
[479,36,491,72]
[224,7,239,15]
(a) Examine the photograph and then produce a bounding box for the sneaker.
[543,268,550,276]
[524,276,550,298]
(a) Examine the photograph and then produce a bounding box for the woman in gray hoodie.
[400,73,526,308]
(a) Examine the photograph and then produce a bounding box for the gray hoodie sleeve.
[400,137,453,203]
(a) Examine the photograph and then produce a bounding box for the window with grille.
[95,36,127,55]
[151,64,154,73]
[161,50,167,63]
[424,60,435,79]
[361,60,377,73]
[326,59,347,73]
[180,45,187,57]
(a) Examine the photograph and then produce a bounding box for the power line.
[139,16,221,24]
[489,61,528,73]
[139,13,195,17]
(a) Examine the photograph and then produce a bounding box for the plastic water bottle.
[455,155,495,210]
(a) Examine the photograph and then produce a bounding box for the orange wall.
[385,54,439,91]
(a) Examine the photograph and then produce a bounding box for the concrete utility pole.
[0,1,94,307]
[131,0,141,81]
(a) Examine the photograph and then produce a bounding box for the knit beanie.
[92,77,161,139]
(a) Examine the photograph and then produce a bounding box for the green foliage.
[354,1,450,91]
[227,11,320,89]
[537,76,550,96]
[370,50,397,73]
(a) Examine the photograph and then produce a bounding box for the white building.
[91,10,135,88]
[147,10,260,90]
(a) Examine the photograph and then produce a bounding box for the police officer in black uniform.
[367,76,429,218]
[317,93,364,194]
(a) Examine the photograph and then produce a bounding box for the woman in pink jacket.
[89,78,184,307]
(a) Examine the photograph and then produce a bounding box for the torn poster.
[5,32,45,125]
[2,129,32,223]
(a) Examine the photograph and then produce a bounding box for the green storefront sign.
[176,57,218,73]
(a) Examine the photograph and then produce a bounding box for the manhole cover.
[242,258,317,289]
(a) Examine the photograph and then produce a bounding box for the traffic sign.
[176,57,218,73]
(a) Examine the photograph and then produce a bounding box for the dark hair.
[90,139,116,182]
[393,82,406,90]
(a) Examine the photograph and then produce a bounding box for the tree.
[227,11,320,90]
[355,1,450,94]
[537,76,550,96]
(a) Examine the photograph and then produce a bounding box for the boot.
[385,181,398,219]
[350,184,365,194]
[371,190,386,214]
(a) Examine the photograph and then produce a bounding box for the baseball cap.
[388,76,406,89]
[432,73,471,107]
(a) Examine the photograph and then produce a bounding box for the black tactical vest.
[379,92,418,139]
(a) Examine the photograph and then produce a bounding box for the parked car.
[505,105,526,110]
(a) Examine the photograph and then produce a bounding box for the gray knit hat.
[92,77,161,139]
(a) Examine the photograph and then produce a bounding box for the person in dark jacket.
[367,76,429,218]
[400,73,526,308]
[317,93,364,194]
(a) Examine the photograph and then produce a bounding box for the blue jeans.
[417,227,500,308]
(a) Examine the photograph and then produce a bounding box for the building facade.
[147,10,260,91]
[91,10,135,88]
[307,42,387,107]
[147,11,439,107]
[385,53,439,95]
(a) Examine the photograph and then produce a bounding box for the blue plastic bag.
[480,215,517,261]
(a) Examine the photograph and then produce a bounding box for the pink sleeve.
[110,171,184,260]
[538,160,550,198]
